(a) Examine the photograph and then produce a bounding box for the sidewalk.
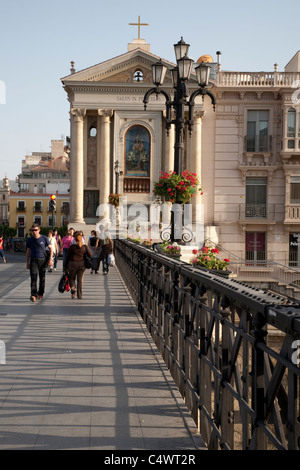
[0,260,206,450]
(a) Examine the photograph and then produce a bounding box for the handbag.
[84,246,92,269]
[107,252,115,267]
[58,272,69,293]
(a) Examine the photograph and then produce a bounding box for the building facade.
[9,193,70,237]
[8,139,70,236]
[61,37,300,268]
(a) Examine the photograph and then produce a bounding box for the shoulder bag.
[33,237,51,264]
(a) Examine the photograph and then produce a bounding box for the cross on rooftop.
[129,16,149,39]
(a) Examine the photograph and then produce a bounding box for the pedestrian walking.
[88,230,100,274]
[61,229,74,270]
[47,230,58,272]
[98,225,113,275]
[53,229,61,270]
[26,224,53,302]
[0,234,7,263]
[65,231,92,299]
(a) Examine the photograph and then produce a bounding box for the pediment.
[61,49,175,85]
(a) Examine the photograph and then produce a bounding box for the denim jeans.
[30,258,46,297]
[102,256,109,273]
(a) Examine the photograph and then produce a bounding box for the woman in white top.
[48,230,58,272]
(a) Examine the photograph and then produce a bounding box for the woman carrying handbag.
[65,231,92,299]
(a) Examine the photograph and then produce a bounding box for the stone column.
[189,111,204,242]
[98,109,113,220]
[70,108,86,223]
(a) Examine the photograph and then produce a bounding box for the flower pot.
[194,265,231,278]
[166,254,181,259]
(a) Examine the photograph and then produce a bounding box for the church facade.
[61,36,300,269]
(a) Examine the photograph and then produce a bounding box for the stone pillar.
[190,111,204,205]
[189,111,204,243]
[70,108,86,223]
[98,109,113,219]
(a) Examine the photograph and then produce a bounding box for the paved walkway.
[0,260,205,450]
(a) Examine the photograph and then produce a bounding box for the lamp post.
[114,160,123,230]
[114,160,123,194]
[143,37,216,241]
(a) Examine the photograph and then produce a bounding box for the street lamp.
[143,38,216,242]
[143,37,216,175]
[114,160,123,194]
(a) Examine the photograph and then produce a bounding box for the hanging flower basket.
[153,170,203,204]
[108,193,121,207]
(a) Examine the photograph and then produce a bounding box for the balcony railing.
[239,203,275,220]
[245,134,272,153]
[218,71,300,87]
[123,178,150,193]
[285,204,300,223]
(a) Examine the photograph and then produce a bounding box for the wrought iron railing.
[115,239,300,450]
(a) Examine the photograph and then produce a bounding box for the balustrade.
[218,71,300,88]
[123,177,150,193]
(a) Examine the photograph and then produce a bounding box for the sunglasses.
[31,229,39,232]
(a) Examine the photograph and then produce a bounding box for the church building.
[61,21,300,273]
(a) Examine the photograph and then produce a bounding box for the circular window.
[133,70,144,82]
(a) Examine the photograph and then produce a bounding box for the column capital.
[98,108,114,119]
[194,110,205,120]
[71,108,86,119]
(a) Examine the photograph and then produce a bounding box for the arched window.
[125,125,150,177]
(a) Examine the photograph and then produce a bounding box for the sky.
[1,0,300,180]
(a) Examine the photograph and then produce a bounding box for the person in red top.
[65,231,92,299]
[0,235,6,263]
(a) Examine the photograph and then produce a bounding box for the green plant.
[191,246,230,271]
[153,170,202,204]
[127,235,140,243]
[162,241,181,255]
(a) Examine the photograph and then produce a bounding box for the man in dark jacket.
[26,223,53,302]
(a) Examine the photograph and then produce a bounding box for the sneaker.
[38,295,43,300]
[30,295,36,302]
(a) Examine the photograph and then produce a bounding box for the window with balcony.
[34,216,42,226]
[290,176,300,204]
[245,177,267,218]
[34,201,42,212]
[246,110,270,152]
[287,107,296,149]
[61,201,70,215]
[17,201,26,212]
